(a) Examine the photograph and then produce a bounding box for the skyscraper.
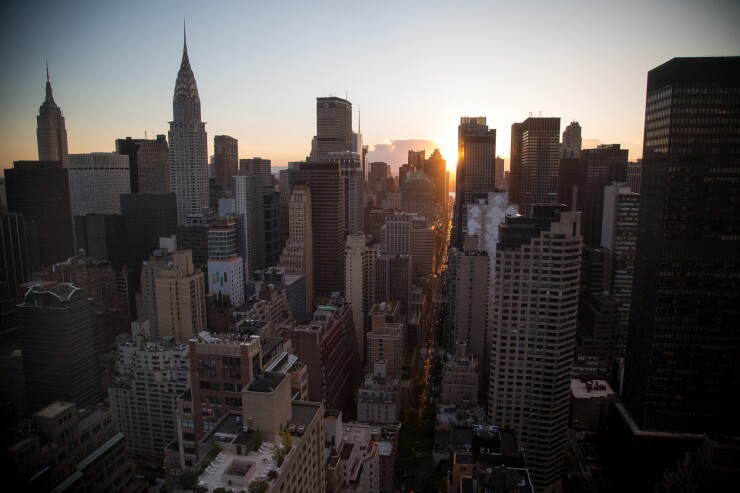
[509,117,560,212]
[169,31,208,225]
[311,96,352,161]
[344,234,379,362]
[234,174,266,276]
[120,193,178,270]
[292,162,344,300]
[0,213,31,346]
[560,120,582,158]
[278,184,314,312]
[67,153,130,216]
[578,144,628,246]
[622,57,740,435]
[36,64,68,167]
[18,284,102,412]
[116,135,170,194]
[401,171,435,222]
[488,205,581,492]
[423,148,448,215]
[214,135,238,189]
[454,117,497,247]
[4,161,75,268]
[328,151,365,234]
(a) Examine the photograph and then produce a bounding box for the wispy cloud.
[368,138,441,171]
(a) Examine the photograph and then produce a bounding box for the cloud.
[368,138,440,172]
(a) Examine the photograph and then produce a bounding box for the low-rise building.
[356,359,401,424]
[324,410,380,493]
[441,341,478,406]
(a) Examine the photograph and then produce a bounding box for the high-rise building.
[169,32,208,225]
[556,157,581,211]
[36,65,68,167]
[292,162,344,300]
[120,193,177,270]
[560,120,582,158]
[488,206,581,492]
[366,322,404,380]
[263,187,281,266]
[206,214,245,305]
[423,149,448,215]
[73,213,129,271]
[509,117,560,212]
[139,237,206,341]
[445,247,489,395]
[176,213,212,269]
[495,156,505,190]
[578,145,628,246]
[311,96,352,161]
[401,170,435,222]
[374,254,412,321]
[214,135,238,189]
[627,160,642,193]
[344,234,379,361]
[278,184,314,312]
[18,284,102,412]
[116,134,170,194]
[328,151,364,234]
[4,161,74,268]
[454,117,497,247]
[0,213,31,346]
[239,157,272,185]
[234,174,266,277]
[293,300,360,418]
[67,153,130,216]
[601,184,638,362]
[623,57,740,435]
[369,162,390,203]
[108,324,189,467]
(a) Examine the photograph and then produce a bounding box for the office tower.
[116,135,170,193]
[622,57,740,435]
[382,211,414,255]
[7,401,133,492]
[367,209,393,245]
[445,247,489,396]
[311,96,352,161]
[561,120,582,158]
[627,160,642,193]
[234,174,266,277]
[169,32,208,225]
[278,168,293,250]
[109,325,189,467]
[293,301,360,417]
[120,192,177,269]
[401,171,435,222]
[139,239,206,342]
[374,254,411,321]
[67,153,130,216]
[408,149,425,170]
[454,117,497,248]
[48,256,118,309]
[292,162,344,299]
[556,157,581,211]
[410,220,435,281]
[578,144,628,246]
[345,234,380,361]
[73,213,129,271]
[329,151,365,234]
[601,184,638,361]
[399,163,413,189]
[18,284,102,412]
[36,65,68,167]
[207,215,245,304]
[239,157,272,183]
[423,149,448,214]
[4,161,74,267]
[509,117,561,212]
[494,156,505,190]
[213,135,238,189]
[488,206,581,492]
[263,187,281,266]
[176,213,212,269]
[0,214,31,346]
[574,289,620,380]
[278,184,314,312]
[369,161,390,203]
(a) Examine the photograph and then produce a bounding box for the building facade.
[67,153,130,216]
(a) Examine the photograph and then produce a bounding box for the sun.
[433,136,459,173]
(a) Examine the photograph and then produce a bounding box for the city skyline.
[2,0,738,172]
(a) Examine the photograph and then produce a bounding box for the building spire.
[44,61,55,105]
[183,18,187,54]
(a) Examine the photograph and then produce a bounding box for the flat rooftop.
[248,373,285,393]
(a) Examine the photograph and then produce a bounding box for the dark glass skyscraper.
[623,57,740,435]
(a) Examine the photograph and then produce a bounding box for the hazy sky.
[1,0,738,172]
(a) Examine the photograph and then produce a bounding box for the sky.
[1,0,739,174]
